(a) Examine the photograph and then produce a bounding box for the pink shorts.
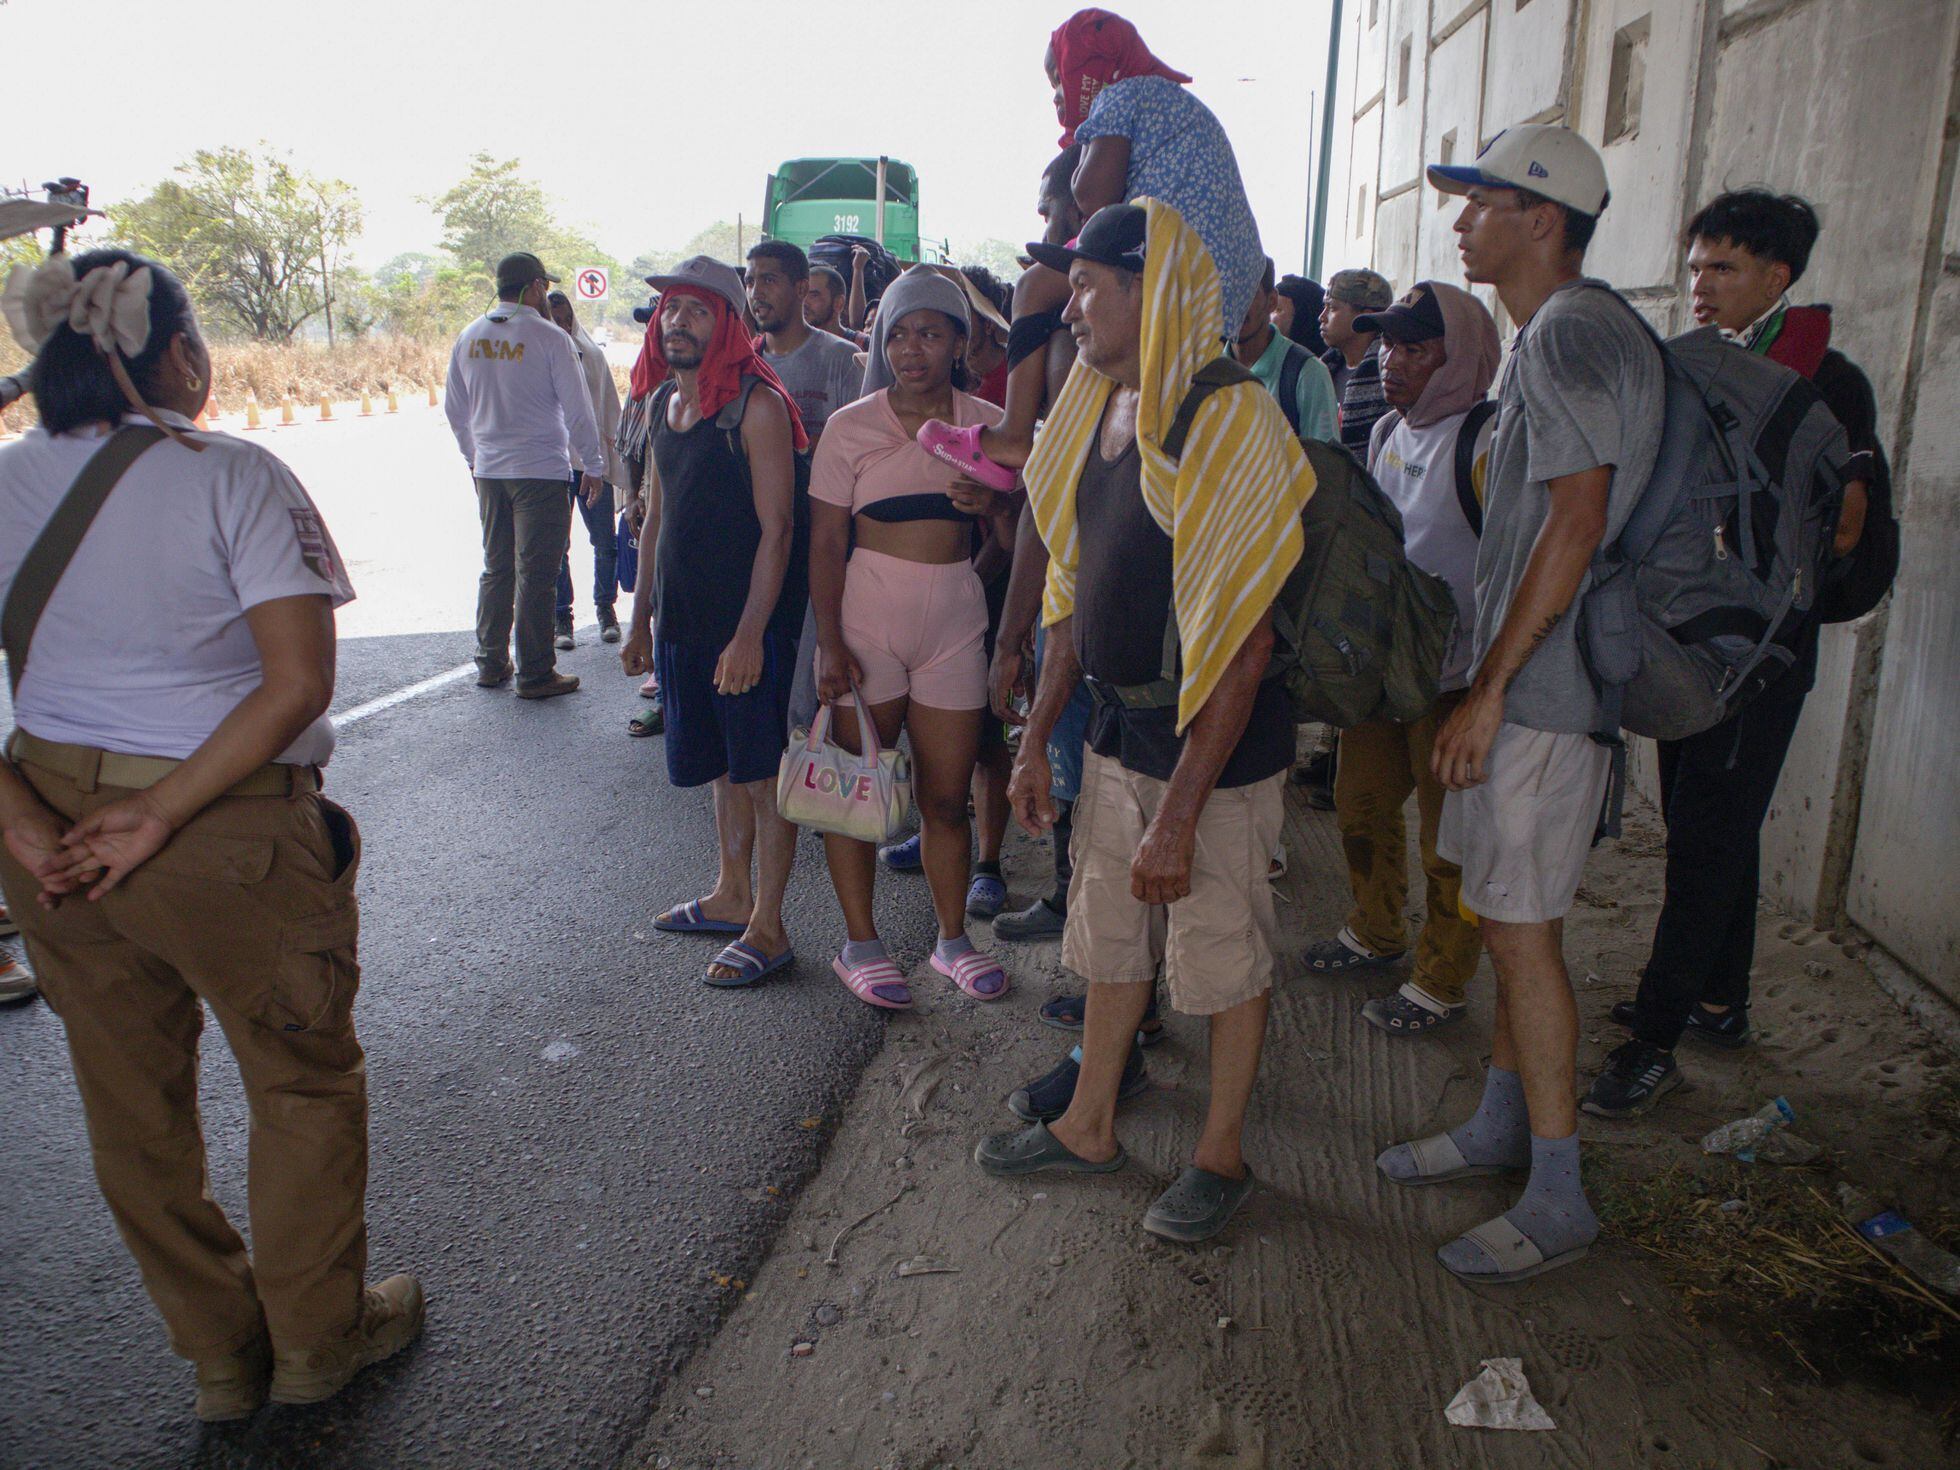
[836,548,988,710]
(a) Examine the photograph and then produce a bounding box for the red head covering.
[1050,8,1192,146]
[628,285,809,452]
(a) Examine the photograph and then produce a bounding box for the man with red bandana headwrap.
[619,256,810,989]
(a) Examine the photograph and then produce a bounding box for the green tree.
[431,153,574,278]
[116,145,361,342]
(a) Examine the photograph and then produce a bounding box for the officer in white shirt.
[445,252,605,698]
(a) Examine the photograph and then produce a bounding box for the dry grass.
[0,334,455,432]
[1594,1160,1960,1423]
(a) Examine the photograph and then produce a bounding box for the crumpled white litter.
[1445,1357,1557,1431]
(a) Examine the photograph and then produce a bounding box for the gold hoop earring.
[187,376,204,392]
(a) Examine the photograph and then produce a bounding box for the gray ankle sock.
[1502,1132,1598,1253]
[841,938,888,968]
[1446,1066,1531,1168]
[935,933,975,964]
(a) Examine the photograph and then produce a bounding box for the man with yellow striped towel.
[972,201,1315,1244]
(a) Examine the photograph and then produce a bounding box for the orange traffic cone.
[319,393,334,423]
[386,386,399,414]
[359,387,374,417]
[245,389,265,430]
[427,382,439,407]
[280,393,297,426]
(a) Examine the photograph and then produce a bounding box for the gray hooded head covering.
[860,264,971,397]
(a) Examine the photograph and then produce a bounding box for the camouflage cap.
[1325,268,1395,311]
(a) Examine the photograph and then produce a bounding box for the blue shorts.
[656,633,796,789]
[1033,624,1093,803]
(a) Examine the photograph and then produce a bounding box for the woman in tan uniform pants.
[0,249,422,1422]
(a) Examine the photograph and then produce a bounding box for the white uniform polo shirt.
[445,301,605,481]
[0,412,356,766]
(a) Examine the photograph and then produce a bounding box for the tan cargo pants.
[1332,690,1482,1007]
[0,757,369,1360]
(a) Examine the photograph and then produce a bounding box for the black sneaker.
[1609,999,1750,1049]
[1582,1039,1682,1119]
[554,618,576,651]
[1008,1041,1149,1123]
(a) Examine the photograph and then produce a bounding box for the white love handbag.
[776,685,912,843]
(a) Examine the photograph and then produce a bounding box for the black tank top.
[1072,430,1294,788]
[649,381,803,646]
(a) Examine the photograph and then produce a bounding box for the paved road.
[0,411,921,1468]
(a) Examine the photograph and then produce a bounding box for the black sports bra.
[858,492,974,524]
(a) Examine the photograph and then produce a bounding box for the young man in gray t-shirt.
[1374,125,1664,1287]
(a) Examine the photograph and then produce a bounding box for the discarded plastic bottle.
[1701,1097,1795,1159]
[1838,1183,1960,1298]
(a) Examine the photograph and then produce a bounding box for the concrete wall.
[1326,0,1960,1004]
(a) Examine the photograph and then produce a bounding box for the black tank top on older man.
[1073,434,1294,788]
[649,380,806,647]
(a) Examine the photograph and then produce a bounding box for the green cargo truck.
[762,157,926,261]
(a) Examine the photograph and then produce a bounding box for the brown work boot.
[516,671,580,700]
[268,1274,426,1406]
[194,1333,272,1423]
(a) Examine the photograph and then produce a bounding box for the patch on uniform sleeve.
[289,507,338,583]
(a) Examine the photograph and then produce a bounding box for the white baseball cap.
[1428,124,1609,217]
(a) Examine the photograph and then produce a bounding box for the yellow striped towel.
[1023,197,1316,732]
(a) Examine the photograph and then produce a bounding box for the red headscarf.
[628,285,809,452]
[1050,8,1192,146]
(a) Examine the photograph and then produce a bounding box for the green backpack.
[1106,358,1458,728]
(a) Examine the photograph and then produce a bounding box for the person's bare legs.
[820,697,908,944]
[708,779,796,978]
[1048,980,1154,1164]
[904,702,983,940]
[1482,917,1577,1137]
[974,265,1070,470]
[697,776,756,926]
[973,740,1013,868]
[1192,992,1271,1180]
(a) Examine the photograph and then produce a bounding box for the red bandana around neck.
[628,285,808,451]
[1050,8,1192,146]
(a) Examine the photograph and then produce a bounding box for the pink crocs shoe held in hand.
[917,420,1019,492]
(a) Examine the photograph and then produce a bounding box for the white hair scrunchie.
[2,255,154,357]
[0,254,204,451]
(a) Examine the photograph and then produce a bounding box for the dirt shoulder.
[633,791,1957,1470]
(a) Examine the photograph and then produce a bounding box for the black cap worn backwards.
[1025,203,1147,276]
[1354,282,1447,344]
[495,251,559,294]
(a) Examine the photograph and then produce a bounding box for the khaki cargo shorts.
[1438,722,1611,924]
[1062,750,1285,1016]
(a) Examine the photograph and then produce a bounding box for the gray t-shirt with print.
[1472,277,1665,733]
[761,329,865,439]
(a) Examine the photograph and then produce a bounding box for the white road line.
[333,662,477,728]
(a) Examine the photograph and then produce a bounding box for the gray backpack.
[1576,288,1849,834]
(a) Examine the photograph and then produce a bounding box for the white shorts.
[1437,723,1610,924]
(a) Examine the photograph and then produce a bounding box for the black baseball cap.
[495,251,558,294]
[1025,203,1146,276]
[1355,282,1446,344]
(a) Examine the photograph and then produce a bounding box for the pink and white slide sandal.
[916,420,1019,492]
[931,947,1010,1001]
[835,953,913,1010]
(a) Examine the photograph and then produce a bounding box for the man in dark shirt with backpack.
[1584,190,1893,1118]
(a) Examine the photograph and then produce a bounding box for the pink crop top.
[809,389,1006,516]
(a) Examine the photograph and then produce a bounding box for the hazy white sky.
[5,0,1334,273]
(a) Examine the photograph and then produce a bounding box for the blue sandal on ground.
[704,941,794,988]
[966,871,1008,919]
[652,899,748,935]
[1037,992,1168,1047]
[879,833,923,872]
[1008,1042,1149,1123]
[1143,1165,1256,1243]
